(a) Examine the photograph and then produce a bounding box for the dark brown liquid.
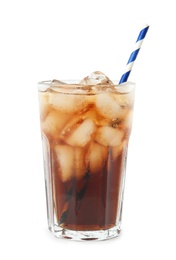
[51,147,124,231]
[39,85,134,233]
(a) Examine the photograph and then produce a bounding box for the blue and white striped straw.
[119,24,149,84]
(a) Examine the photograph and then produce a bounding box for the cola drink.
[38,72,135,240]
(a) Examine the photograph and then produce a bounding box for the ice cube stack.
[39,71,135,182]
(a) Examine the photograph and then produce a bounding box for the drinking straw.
[119,24,149,84]
[59,171,90,226]
[58,25,149,226]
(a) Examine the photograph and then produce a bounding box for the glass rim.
[38,79,135,86]
[38,80,135,93]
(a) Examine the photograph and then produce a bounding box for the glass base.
[49,225,121,241]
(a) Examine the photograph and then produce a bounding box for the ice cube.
[51,79,66,85]
[96,92,126,120]
[86,142,108,174]
[50,79,71,94]
[74,147,86,180]
[55,145,74,182]
[49,91,86,113]
[62,118,96,147]
[60,108,97,140]
[80,71,114,85]
[95,126,124,147]
[121,110,133,131]
[111,143,125,160]
[38,92,50,121]
[115,91,135,109]
[82,108,98,124]
[41,110,72,140]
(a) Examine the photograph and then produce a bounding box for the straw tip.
[143,24,150,29]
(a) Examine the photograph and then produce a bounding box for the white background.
[0,0,176,259]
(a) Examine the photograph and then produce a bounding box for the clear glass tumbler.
[38,80,135,241]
